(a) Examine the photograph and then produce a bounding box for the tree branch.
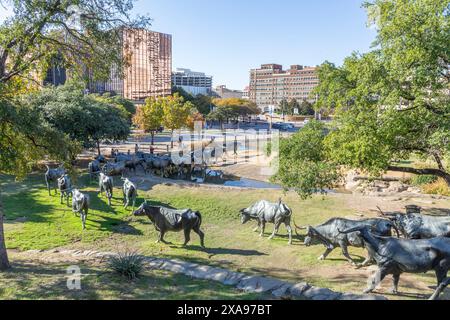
[387,166,450,186]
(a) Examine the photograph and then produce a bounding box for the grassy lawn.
[1,173,450,299]
[0,254,263,300]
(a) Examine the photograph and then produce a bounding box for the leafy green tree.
[171,86,195,103]
[171,87,214,116]
[299,99,315,116]
[0,0,150,93]
[93,93,136,123]
[212,98,260,120]
[28,83,130,155]
[288,98,300,116]
[162,93,194,148]
[279,99,290,119]
[0,0,147,269]
[133,96,164,145]
[206,106,237,130]
[272,121,342,199]
[193,94,215,116]
[278,0,450,201]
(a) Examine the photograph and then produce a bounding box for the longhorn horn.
[377,206,396,218]
[376,206,386,216]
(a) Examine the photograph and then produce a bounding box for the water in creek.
[171,169,348,193]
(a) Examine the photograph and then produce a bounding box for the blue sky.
[0,0,377,90]
[133,0,377,89]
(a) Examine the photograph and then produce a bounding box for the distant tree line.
[279,98,315,117]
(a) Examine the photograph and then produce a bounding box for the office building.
[172,68,213,96]
[90,28,172,102]
[249,64,319,112]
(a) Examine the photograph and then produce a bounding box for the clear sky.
[133,0,377,90]
[0,0,377,90]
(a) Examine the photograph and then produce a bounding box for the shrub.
[410,175,438,186]
[422,179,450,197]
[106,251,145,280]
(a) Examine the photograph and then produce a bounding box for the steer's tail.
[293,218,307,236]
[194,211,202,228]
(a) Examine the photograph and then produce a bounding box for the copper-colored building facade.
[249,64,319,112]
[92,28,172,102]
[122,28,172,101]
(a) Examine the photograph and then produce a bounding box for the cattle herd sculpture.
[41,149,450,300]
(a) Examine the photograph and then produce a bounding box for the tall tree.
[273,121,341,199]
[162,93,194,148]
[133,96,164,145]
[299,99,315,116]
[278,0,450,200]
[288,98,300,116]
[27,83,130,155]
[279,99,290,119]
[212,98,260,120]
[0,0,148,270]
[206,107,236,130]
[93,93,136,124]
[193,94,214,116]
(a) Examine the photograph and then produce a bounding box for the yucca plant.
[106,251,145,280]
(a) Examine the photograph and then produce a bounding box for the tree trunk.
[0,189,11,271]
[96,140,101,156]
[171,129,174,149]
[388,166,450,186]
[151,132,155,145]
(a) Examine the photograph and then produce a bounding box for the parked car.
[272,122,291,131]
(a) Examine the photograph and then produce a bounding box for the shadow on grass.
[3,191,56,223]
[86,191,143,236]
[2,259,265,300]
[185,245,267,258]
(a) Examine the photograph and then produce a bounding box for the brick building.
[249,64,319,112]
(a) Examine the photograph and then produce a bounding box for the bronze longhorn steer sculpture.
[122,178,137,211]
[88,159,102,180]
[44,164,66,196]
[57,174,72,206]
[99,172,114,206]
[133,201,205,248]
[72,189,89,230]
[296,217,399,267]
[339,226,450,300]
[240,199,293,245]
[378,206,450,239]
[102,161,126,177]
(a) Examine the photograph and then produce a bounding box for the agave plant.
[106,251,145,280]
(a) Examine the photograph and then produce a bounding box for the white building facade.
[172,68,213,96]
